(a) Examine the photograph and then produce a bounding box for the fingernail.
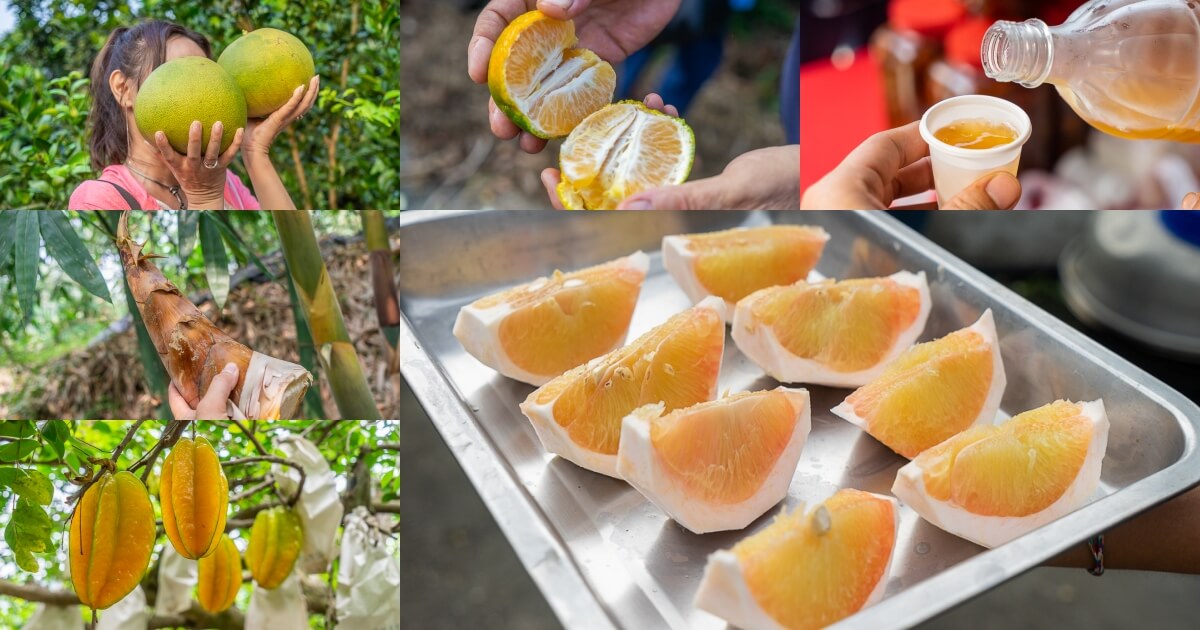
[985,172,1021,209]
[222,363,238,375]
[542,0,574,10]
[620,198,653,210]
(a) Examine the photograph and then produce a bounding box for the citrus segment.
[616,387,811,533]
[832,310,1006,458]
[894,399,1109,548]
[695,489,898,630]
[489,11,616,139]
[557,101,695,210]
[521,297,726,477]
[733,271,930,386]
[455,251,648,386]
[663,225,830,310]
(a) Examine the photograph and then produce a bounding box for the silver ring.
[203,159,219,169]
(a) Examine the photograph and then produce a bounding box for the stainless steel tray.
[399,210,1200,630]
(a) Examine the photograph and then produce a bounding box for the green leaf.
[0,440,39,462]
[0,421,36,439]
[178,210,199,270]
[211,211,274,278]
[0,210,17,264]
[199,212,230,309]
[14,211,40,324]
[0,467,54,504]
[39,210,112,303]
[5,497,54,572]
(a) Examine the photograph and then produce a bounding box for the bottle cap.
[919,95,1033,206]
[889,0,967,39]
[945,18,995,69]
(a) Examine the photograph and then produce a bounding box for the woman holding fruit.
[68,20,319,211]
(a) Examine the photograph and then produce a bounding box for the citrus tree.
[0,0,399,209]
[0,419,400,628]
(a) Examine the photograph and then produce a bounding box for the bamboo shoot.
[116,211,312,419]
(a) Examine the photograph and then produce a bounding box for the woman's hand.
[242,76,321,159]
[149,121,243,209]
[800,122,1023,210]
[1183,193,1200,209]
[168,363,239,421]
[469,0,681,154]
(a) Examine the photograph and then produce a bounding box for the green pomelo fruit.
[218,28,315,118]
[134,56,247,154]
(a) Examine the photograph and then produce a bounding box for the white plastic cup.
[919,95,1032,207]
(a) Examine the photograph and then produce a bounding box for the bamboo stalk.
[116,211,312,419]
[361,211,400,352]
[272,210,380,419]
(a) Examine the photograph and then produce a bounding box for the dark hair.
[88,20,211,172]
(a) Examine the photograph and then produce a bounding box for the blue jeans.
[618,36,726,116]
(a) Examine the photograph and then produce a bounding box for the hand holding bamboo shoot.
[117,211,312,419]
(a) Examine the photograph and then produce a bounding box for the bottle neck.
[983,19,1055,88]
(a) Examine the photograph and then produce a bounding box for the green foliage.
[0,0,400,209]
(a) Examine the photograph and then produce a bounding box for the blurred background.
[798,0,1200,209]
[402,210,1200,629]
[399,0,796,209]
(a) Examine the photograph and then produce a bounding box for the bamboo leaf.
[199,212,230,310]
[14,211,41,324]
[178,210,199,269]
[123,276,173,419]
[39,210,112,303]
[211,211,273,279]
[0,210,18,265]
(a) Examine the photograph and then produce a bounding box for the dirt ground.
[400,1,791,209]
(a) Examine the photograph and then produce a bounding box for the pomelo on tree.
[134,56,246,154]
[218,28,315,118]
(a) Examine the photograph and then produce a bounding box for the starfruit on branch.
[69,470,156,611]
[116,210,313,419]
[161,436,229,559]
[197,533,243,613]
[245,506,304,590]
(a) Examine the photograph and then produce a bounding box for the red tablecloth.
[800,48,890,192]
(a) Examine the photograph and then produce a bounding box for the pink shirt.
[69,165,261,210]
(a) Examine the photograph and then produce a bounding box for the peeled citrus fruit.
[489,10,616,139]
[520,296,726,477]
[617,387,811,534]
[832,310,1006,458]
[733,271,930,387]
[663,225,830,312]
[695,489,898,630]
[894,399,1108,548]
[455,251,649,386]
[557,101,695,210]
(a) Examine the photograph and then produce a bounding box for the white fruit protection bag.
[246,571,309,629]
[154,543,198,616]
[273,434,345,573]
[335,506,400,629]
[23,604,84,630]
[95,585,149,630]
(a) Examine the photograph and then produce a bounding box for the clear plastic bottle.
[983,0,1200,142]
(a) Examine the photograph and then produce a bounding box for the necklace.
[124,162,187,210]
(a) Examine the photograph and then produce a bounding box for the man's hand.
[168,363,239,420]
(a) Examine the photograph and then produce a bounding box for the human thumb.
[617,179,726,210]
[537,0,592,20]
[942,172,1021,210]
[196,362,240,420]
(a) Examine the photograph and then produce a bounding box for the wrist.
[185,187,225,209]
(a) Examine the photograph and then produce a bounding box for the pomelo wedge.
[733,271,930,387]
[894,399,1108,548]
[695,489,898,630]
[832,310,1006,458]
[489,11,616,139]
[616,387,811,534]
[520,297,726,477]
[557,101,695,211]
[663,225,830,313]
[454,252,649,386]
